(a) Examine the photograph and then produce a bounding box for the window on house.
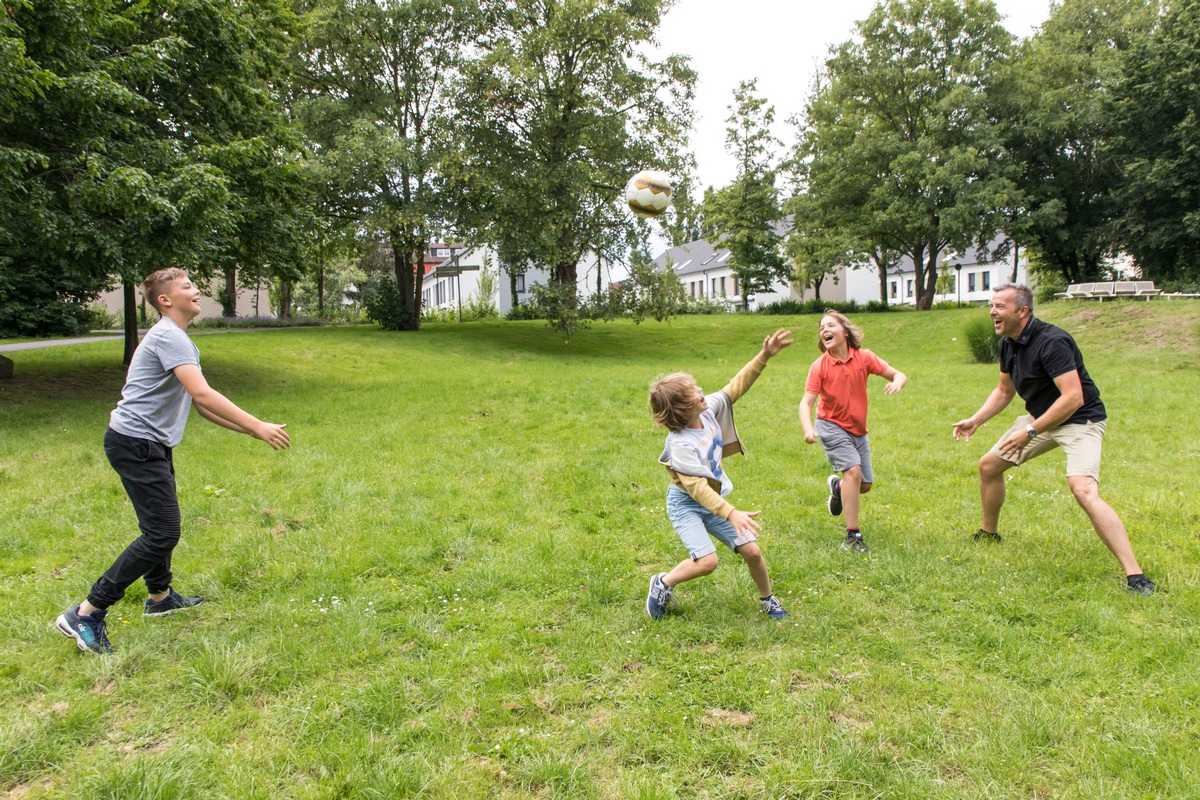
[982,272,991,290]
[435,248,449,257]
[515,275,525,293]
[720,276,727,296]
[712,278,717,295]
[732,278,739,296]
[968,273,977,292]
[906,279,913,296]
[890,281,898,299]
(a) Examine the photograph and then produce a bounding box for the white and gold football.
[624,170,672,218]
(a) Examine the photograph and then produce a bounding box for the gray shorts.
[815,418,874,484]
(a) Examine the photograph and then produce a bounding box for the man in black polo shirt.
[952,284,1155,595]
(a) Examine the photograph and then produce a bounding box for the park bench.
[1056,282,1095,299]
[1056,280,1163,300]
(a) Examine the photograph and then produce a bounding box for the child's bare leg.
[664,553,717,587]
[841,466,866,529]
[736,542,772,597]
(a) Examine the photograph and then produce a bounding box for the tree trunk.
[1011,243,1019,283]
[389,230,422,331]
[918,248,938,310]
[317,265,325,316]
[279,280,292,319]
[122,281,139,367]
[222,268,237,317]
[877,263,888,306]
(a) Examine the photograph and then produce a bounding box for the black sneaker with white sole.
[144,589,204,617]
[971,529,1003,543]
[826,475,843,517]
[840,532,868,554]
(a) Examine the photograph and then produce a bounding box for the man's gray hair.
[995,283,1033,314]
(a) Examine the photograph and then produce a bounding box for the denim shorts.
[666,485,755,560]
[816,418,874,484]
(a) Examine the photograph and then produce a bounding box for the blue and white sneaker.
[646,572,673,619]
[55,605,114,654]
[760,595,788,620]
[144,589,204,617]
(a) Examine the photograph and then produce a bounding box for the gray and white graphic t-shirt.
[109,317,201,447]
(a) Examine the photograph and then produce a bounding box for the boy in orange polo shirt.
[798,311,907,553]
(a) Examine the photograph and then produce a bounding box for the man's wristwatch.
[1025,424,1037,439]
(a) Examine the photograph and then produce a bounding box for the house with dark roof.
[653,238,796,310]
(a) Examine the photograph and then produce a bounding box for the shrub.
[191,315,323,330]
[83,302,120,331]
[757,298,863,315]
[964,314,1000,363]
[360,274,408,330]
[505,300,542,321]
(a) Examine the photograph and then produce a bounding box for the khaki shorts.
[990,414,1106,481]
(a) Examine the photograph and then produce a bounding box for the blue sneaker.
[827,475,843,517]
[761,595,788,620]
[55,605,114,654]
[144,589,204,617]
[646,572,673,619]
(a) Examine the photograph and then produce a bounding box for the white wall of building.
[422,247,616,316]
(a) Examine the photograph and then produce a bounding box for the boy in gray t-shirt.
[55,268,291,655]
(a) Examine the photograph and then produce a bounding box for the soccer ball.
[625,170,672,218]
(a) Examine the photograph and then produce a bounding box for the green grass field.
[2,302,1199,799]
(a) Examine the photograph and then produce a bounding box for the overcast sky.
[649,0,1052,191]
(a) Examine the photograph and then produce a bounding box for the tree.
[1002,0,1160,285]
[451,0,695,327]
[703,81,787,311]
[296,0,479,331]
[0,1,304,360]
[1111,0,1200,283]
[805,0,1017,310]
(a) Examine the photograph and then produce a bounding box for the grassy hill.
[2,301,1198,798]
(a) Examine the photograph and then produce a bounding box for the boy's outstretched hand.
[761,329,794,359]
[728,508,762,535]
[254,422,291,450]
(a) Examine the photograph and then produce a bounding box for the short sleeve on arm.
[155,328,200,373]
[860,349,889,376]
[804,359,823,395]
[1039,337,1077,379]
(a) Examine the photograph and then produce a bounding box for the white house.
[421,246,617,316]
[653,237,796,310]
[840,239,1029,306]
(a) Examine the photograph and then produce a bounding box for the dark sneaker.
[761,595,788,620]
[972,529,1003,543]
[826,475,843,517]
[840,532,868,554]
[646,572,673,620]
[55,605,114,655]
[144,589,204,617]
[1126,575,1156,596]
